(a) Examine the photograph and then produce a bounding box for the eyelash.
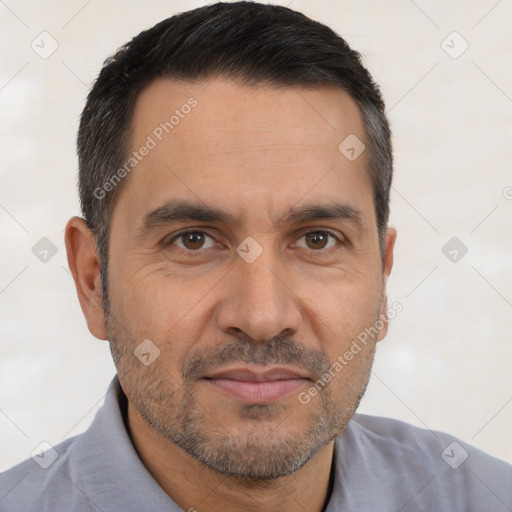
[166,229,344,254]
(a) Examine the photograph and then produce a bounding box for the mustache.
[182,335,331,382]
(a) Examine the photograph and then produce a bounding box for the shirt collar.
[70,375,345,511]
[67,376,180,511]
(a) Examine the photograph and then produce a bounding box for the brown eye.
[305,232,328,249]
[171,231,216,251]
[297,231,338,251]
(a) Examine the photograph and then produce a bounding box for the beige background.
[1,0,511,471]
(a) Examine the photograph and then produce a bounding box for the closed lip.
[202,366,311,382]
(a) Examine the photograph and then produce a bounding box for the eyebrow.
[139,200,238,234]
[275,202,364,229]
[138,199,364,235]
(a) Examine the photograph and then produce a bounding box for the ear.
[376,227,397,342]
[65,216,108,340]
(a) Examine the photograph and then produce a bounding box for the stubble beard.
[104,301,377,481]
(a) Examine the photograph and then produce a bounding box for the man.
[1,2,511,511]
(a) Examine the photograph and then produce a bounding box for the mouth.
[201,366,311,404]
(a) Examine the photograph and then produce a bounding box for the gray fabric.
[1,376,511,511]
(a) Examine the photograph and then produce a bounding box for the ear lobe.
[65,216,108,340]
[382,227,396,282]
[376,295,389,342]
[376,227,397,342]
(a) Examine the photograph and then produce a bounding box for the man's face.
[104,78,394,479]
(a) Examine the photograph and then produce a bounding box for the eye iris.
[305,232,328,249]
[183,232,205,250]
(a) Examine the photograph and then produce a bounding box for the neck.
[127,402,336,512]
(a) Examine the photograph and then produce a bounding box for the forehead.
[114,77,373,228]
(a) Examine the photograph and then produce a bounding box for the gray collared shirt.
[1,376,511,511]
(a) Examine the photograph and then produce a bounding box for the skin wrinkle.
[68,77,396,512]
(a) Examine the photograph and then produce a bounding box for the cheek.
[304,283,380,410]
[304,274,382,357]
[112,262,197,332]
[110,269,214,371]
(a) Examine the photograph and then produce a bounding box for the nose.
[215,248,304,342]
